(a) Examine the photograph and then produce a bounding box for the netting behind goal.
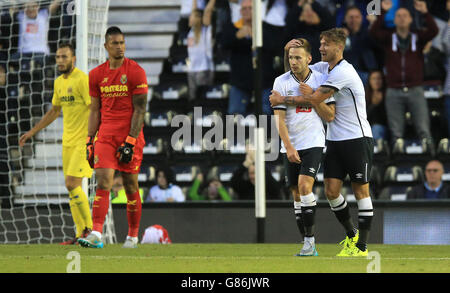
[0,0,111,244]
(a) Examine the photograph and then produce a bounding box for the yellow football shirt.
[52,67,90,147]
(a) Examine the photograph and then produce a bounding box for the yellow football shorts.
[62,144,93,178]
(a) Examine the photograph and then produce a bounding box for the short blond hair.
[289,38,312,55]
[320,28,347,47]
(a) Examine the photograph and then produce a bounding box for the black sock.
[333,204,356,238]
[356,215,373,251]
[294,206,305,239]
[301,205,316,237]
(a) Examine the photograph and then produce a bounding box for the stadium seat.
[383,165,424,184]
[373,138,390,157]
[392,138,435,157]
[148,111,176,127]
[143,137,165,155]
[204,84,230,100]
[171,165,201,183]
[378,186,412,201]
[152,82,188,100]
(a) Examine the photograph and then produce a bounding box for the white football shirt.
[187,26,214,72]
[273,70,335,152]
[309,60,373,141]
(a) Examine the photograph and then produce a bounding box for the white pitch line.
[0,255,449,261]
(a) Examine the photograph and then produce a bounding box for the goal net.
[0,0,114,244]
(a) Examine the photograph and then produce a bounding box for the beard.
[58,64,72,74]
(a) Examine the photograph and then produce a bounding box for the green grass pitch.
[0,243,449,273]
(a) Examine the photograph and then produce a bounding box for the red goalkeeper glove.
[86,136,95,168]
[116,135,136,164]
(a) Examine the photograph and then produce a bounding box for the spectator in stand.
[188,172,232,201]
[341,6,379,85]
[219,0,274,115]
[111,171,144,204]
[145,167,185,202]
[284,0,334,63]
[366,70,389,142]
[187,0,215,101]
[407,160,450,199]
[179,0,206,45]
[9,0,63,69]
[335,0,371,29]
[230,146,281,200]
[369,0,439,153]
[260,0,298,113]
[443,0,450,137]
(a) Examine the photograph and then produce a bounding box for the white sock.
[328,194,347,211]
[126,236,138,243]
[304,236,315,244]
[300,192,316,207]
[91,230,102,239]
[357,197,374,216]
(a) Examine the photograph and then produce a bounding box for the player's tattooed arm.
[300,85,336,107]
[129,93,148,138]
[314,103,335,122]
[88,97,100,137]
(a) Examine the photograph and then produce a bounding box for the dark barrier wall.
[2,201,449,244]
[113,200,450,244]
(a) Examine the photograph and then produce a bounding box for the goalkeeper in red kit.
[78,26,148,248]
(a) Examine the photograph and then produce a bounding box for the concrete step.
[126,49,169,60]
[140,62,163,76]
[108,9,180,24]
[24,170,65,186]
[109,0,181,9]
[109,23,178,34]
[34,143,62,158]
[126,35,173,50]
[35,130,63,142]
[14,186,68,198]
[25,157,62,169]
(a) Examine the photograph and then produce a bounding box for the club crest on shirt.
[120,74,127,85]
[67,87,73,94]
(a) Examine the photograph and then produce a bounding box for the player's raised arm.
[19,105,61,147]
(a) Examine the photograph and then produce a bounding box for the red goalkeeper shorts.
[93,133,145,174]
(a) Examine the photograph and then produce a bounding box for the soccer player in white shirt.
[270,28,374,257]
[272,38,335,256]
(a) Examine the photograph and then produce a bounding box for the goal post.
[0,0,112,244]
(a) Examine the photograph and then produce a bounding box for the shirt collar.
[424,182,442,192]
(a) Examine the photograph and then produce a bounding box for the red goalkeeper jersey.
[89,57,148,136]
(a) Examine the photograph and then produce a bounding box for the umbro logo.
[309,168,316,173]
[355,173,363,179]
[287,90,293,96]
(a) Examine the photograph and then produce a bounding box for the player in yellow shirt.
[19,43,93,245]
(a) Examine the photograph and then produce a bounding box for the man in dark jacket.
[230,147,281,200]
[407,160,450,199]
[369,0,438,151]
